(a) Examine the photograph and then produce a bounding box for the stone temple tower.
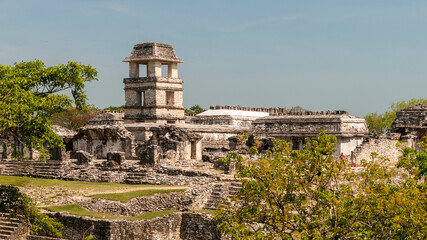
[123,42,185,124]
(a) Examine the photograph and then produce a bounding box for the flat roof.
[197,109,269,117]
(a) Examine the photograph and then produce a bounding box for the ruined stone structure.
[0,42,373,167]
[6,41,425,240]
[73,111,134,159]
[390,104,427,149]
[48,212,221,240]
[123,42,185,124]
[252,111,367,155]
[349,104,427,165]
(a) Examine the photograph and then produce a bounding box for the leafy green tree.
[51,106,101,131]
[0,60,97,158]
[215,131,427,239]
[397,138,427,182]
[0,185,63,237]
[185,104,206,115]
[365,98,427,134]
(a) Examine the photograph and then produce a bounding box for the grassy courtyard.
[44,204,178,221]
[0,175,188,206]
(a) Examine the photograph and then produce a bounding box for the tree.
[365,98,427,134]
[0,60,97,158]
[0,185,63,237]
[397,137,427,182]
[215,131,427,239]
[185,104,206,115]
[51,106,101,131]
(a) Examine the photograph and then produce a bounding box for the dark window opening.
[140,91,145,106]
[65,141,73,151]
[191,141,197,159]
[166,91,174,106]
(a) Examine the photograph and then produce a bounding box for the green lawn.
[0,175,186,194]
[89,189,186,203]
[44,204,178,221]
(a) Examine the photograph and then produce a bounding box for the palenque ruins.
[1,42,427,239]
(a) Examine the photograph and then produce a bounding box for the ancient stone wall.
[353,136,402,166]
[73,125,134,159]
[134,125,203,165]
[78,192,189,216]
[0,159,219,185]
[49,212,222,240]
[180,213,222,240]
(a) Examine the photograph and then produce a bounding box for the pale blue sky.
[1,0,426,117]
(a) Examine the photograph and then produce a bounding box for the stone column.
[147,61,162,77]
[129,62,139,78]
[169,63,178,78]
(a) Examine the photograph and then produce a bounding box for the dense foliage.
[0,185,63,237]
[215,131,427,239]
[0,60,97,158]
[397,137,427,182]
[364,98,427,134]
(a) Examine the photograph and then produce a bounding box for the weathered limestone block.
[75,151,94,164]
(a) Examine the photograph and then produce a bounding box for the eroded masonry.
[1,42,427,240]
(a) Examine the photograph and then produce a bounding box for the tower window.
[139,64,147,77]
[161,64,169,77]
[166,91,174,106]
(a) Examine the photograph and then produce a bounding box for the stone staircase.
[0,215,28,240]
[204,182,242,210]
[124,169,155,184]
[0,160,62,179]
[228,182,242,195]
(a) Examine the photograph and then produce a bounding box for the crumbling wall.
[49,212,222,240]
[136,125,202,165]
[78,192,189,216]
[353,136,402,166]
[180,213,222,240]
[73,125,134,159]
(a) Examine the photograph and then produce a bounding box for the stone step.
[0,224,17,231]
[0,233,11,239]
[0,216,22,239]
[0,229,12,236]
